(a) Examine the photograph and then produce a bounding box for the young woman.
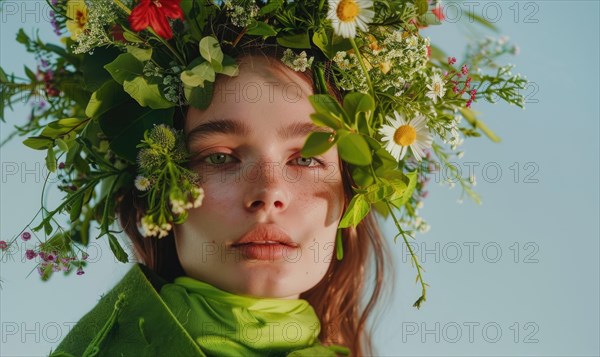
[0,1,525,356]
[52,51,393,356]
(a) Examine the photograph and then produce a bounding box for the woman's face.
[174,55,345,299]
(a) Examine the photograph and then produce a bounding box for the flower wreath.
[0,0,527,308]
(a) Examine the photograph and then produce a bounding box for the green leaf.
[127,46,152,62]
[308,94,349,124]
[186,82,214,109]
[277,32,311,49]
[350,166,374,187]
[309,113,342,129]
[55,138,69,152]
[23,136,53,150]
[81,46,122,92]
[56,78,91,109]
[336,228,343,260]
[70,194,84,222]
[98,102,175,163]
[45,148,57,172]
[337,133,372,165]
[24,66,36,81]
[364,181,396,204]
[104,53,173,109]
[104,53,143,85]
[16,29,30,46]
[301,131,337,157]
[180,61,215,87]
[41,118,86,138]
[389,171,418,207]
[338,194,370,228]
[312,30,352,59]
[107,233,129,263]
[199,36,223,67]
[44,221,53,236]
[342,92,375,123]
[373,147,398,172]
[415,0,428,15]
[258,0,284,15]
[217,55,239,76]
[123,31,144,43]
[123,76,174,109]
[246,20,277,37]
[85,80,130,118]
[419,13,442,26]
[79,207,93,245]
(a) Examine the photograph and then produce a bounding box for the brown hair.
[116,46,395,356]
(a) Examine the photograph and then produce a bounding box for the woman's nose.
[243,160,290,213]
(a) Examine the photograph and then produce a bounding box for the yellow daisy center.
[393,125,417,146]
[337,0,359,22]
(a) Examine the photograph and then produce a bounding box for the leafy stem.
[368,163,428,309]
[349,37,374,98]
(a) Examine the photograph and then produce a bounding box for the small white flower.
[327,0,374,39]
[281,49,314,72]
[426,73,446,103]
[191,186,205,208]
[141,215,172,238]
[378,112,433,162]
[405,35,419,49]
[134,175,151,191]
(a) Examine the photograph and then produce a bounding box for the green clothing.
[160,276,324,356]
[51,263,349,357]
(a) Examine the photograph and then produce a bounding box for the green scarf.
[159,276,350,356]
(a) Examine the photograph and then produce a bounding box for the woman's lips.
[233,242,299,261]
[231,223,299,261]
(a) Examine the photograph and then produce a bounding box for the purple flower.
[25,249,37,260]
[76,267,85,275]
[0,240,7,251]
[21,232,31,241]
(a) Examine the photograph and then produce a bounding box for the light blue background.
[1,1,598,356]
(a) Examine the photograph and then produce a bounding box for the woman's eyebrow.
[187,118,332,142]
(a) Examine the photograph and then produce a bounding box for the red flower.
[432,5,445,21]
[128,0,183,40]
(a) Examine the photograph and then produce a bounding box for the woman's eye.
[196,152,323,168]
[202,152,236,165]
[292,156,323,167]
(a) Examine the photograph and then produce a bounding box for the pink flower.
[25,249,37,260]
[432,5,445,21]
[129,0,184,40]
[21,232,31,241]
[0,240,7,251]
[461,64,469,75]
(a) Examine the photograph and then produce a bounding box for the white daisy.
[134,175,151,191]
[425,73,446,103]
[378,112,432,162]
[327,0,374,39]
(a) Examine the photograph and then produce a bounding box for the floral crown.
[0,0,526,308]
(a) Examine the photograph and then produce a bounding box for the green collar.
[51,264,349,357]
